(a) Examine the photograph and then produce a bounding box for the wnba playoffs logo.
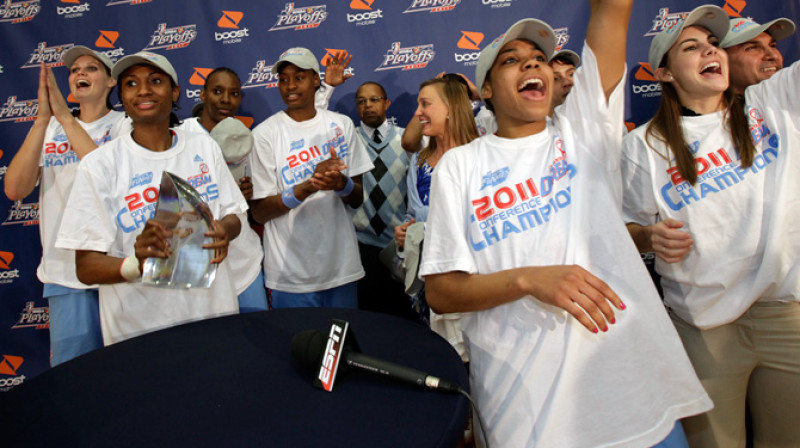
[269,3,327,31]
[404,0,460,13]
[0,0,40,23]
[243,60,279,89]
[645,8,689,36]
[21,42,74,69]
[376,42,435,71]
[553,28,570,51]
[0,96,38,123]
[144,23,198,51]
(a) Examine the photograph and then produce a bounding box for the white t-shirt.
[420,45,711,448]
[621,61,800,329]
[179,117,263,295]
[250,109,373,293]
[37,110,125,289]
[56,129,247,345]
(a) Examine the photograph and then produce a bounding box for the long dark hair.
[646,60,755,185]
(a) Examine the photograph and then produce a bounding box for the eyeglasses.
[355,96,386,106]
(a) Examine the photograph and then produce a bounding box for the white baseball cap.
[63,45,113,71]
[721,17,796,48]
[648,4,729,70]
[270,47,320,75]
[552,49,581,67]
[475,18,557,98]
[210,117,253,181]
[111,51,179,85]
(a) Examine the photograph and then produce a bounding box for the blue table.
[0,308,470,447]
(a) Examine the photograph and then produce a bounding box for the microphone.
[291,321,462,394]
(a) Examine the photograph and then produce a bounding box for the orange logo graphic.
[457,31,484,51]
[189,67,214,86]
[236,116,254,129]
[67,93,78,103]
[321,49,350,66]
[61,0,80,3]
[635,63,657,81]
[0,355,23,375]
[0,251,14,270]
[723,0,746,17]
[95,31,119,49]
[0,150,4,159]
[350,0,375,10]
[218,11,243,29]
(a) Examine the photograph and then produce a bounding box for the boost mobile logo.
[186,67,213,100]
[0,355,25,390]
[21,42,74,69]
[376,42,435,72]
[455,31,483,65]
[12,302,49,330]
[645,8,689,36]
[57,0,89,18]
[144,23,198,51]
[242,60,279,89]
[0,0,40,23]
[94,31,126,61]
[632,63,662,97]
[0,96,38,123]
[216,11,249,43]
[269,3,328,31]
[404,0,460,13]
[0,251,20,283]
[723,0,746,17]
[348,0,382,24]
[481,0,515,8]
[2,200,39,226]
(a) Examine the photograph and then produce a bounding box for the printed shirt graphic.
[249,109,373,293]
[37,110,125,289]
[622,60,800,329]
[420,45,711,447]
[55,129,246,344]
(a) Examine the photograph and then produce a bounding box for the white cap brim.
[648,5,729,70]
[63,45,113,71]
[721,17,796,48]
[111,52,179,86]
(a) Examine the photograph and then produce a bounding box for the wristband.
[120,256,142,282]
[335,176,354,197]
[281,186,303,209]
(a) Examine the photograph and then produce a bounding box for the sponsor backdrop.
[0,0,798,389]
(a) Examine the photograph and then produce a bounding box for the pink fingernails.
[619,301,627,310]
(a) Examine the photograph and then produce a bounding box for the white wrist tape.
[120,256,142,282]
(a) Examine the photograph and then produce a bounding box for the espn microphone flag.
[141,171,217,289]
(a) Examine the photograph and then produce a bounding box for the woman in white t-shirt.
[4,46,123,366]
[621,5,800,447]
[56,52,246,345]
[394,77,477,354]
[179,67,267,313]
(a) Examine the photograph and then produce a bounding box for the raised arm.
[45,65,100,159]
[586,0,633,100]
[4,64,50,200]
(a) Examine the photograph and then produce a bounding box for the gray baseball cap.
[270,47,320,75]
[210,117,253,181]
[648,4,729,70]
[63,45,113,71]
[111,51,179,85]
[475,18,557,99]
[721,17,796,48]
[552,49,581,67]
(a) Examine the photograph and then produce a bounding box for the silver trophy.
[141,171,216,289]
